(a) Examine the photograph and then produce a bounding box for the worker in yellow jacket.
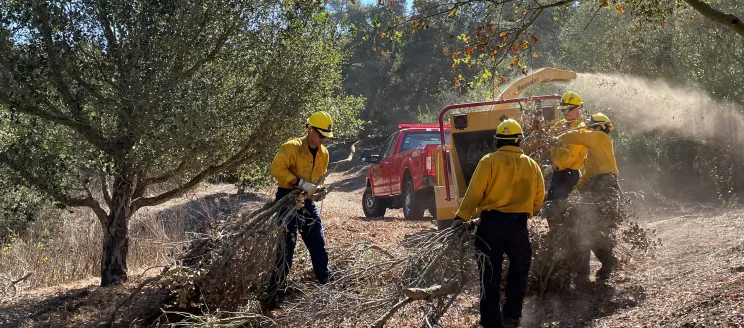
[264,111,333,310]
[453,119,544,328]
[547,91,588,200]
[557,113,619,282]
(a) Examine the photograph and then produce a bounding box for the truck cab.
[360,124,451,219]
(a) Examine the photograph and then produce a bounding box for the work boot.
[503,317,520,328]
[595,267,612,281]
[261,295,280,312]
[574,275,592,289]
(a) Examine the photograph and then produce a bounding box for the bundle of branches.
[520,108,557,165]
[528,178,659,294]
[107,188,303,327]
[158,188,301,313]
[273,224,480,328]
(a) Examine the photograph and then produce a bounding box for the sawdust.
[569,73,744,150]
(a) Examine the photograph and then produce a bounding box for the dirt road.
[319,165,744,327]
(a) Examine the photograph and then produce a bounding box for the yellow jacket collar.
[566,118,584,127]
[497,145,523,154]
[300,135,324,154]
[300,135,310,151]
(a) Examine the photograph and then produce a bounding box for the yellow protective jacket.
[549,119,587,171]
[270,136,329,189]
[454,146,545,220]
[557,130,619,190]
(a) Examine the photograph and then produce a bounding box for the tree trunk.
[100,175,134,287]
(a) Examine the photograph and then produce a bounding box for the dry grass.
[0,184,269,299]
[0,208,184,294]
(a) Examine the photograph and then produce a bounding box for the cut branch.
[403,282,460,300]
[107,266,170,327]
[368,283,460,328]
[683,0,744,37]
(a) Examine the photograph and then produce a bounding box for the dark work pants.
[475,211,532,327]
[577,174,620,278]
[546,169,580,201]
[577,233,617,277]
[267,188,331,302]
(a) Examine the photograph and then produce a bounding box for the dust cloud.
[567,73,744,150]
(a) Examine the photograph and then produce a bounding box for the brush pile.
[529,177,659,294]
[137,110,658,327]
[274,223,479,327]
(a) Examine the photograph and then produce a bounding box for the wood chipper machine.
[430,67,577,229]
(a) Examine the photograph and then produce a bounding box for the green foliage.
[0,0,362,212]
[0,169,64,245]
[614,130,744,203]
[331,1,480,136]
[0,0,363,282]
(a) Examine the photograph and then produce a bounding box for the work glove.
[453,217,478,233]
[452,216,466,229]
[310,186,329,202]
[296,179,316,194]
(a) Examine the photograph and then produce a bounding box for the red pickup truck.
[360,124,451,219]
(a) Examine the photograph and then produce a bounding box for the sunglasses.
[312,127,328,139]
[561,105,580,113]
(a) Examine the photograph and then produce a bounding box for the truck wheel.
[403,179,425,220]
[428,204,437,219]
[362,186,387,217]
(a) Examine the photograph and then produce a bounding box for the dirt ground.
[1,163,743,327]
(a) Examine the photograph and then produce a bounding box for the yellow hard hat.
[590,112,614,131]
[307,111,334,138]
[495,119,523,140]
[560,91,583,109]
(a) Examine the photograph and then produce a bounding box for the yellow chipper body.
[431,67,576,229]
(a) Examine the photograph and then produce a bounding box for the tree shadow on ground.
[359,215,435,223]
[327,167,369,192]
[0,281,167,328]
[523,281,646,327]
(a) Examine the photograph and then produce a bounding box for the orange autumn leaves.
[600,0,625,14]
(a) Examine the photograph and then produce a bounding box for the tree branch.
[0,97,107,151]
[145,158,189,185]
[100,168,112,209]
[1,154,109,222]
[62,196,108,222]
[176,21,238,83]
[539,0,573,10]
[31,3,101,128]
[95,0,121,64]
[80,185,109,222]
[131,139,262,211]
[683,0,744,37]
